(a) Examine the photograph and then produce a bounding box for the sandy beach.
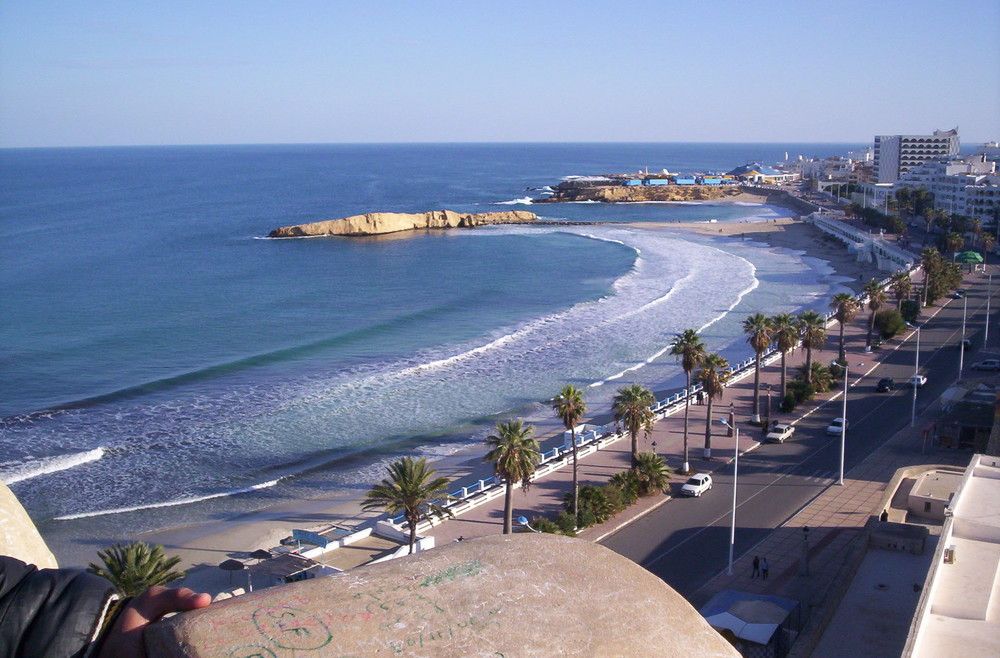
[146,214,886,593]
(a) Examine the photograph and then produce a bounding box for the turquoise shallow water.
[0,143,859,560]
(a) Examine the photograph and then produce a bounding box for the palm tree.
[770,313,798,401]
[87,541,185,597]
[984,233,996,255]
[863,279,887,351]
[890,271,911,309]
[697,353,730,459]
[743,313,772,424]
[670,329,706,474]
[797,311,827,384]
[632,452,671,495]
[484,420,540,534]
[921,247,941,306]
[829,292,858,365]
[363,456,453,552]
[612,383,655,469]
[552,385,587,524]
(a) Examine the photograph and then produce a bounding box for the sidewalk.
[687,404,970,656]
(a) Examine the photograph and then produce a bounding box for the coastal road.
[601,273,995,598]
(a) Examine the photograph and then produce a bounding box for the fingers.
[100,586,211,658]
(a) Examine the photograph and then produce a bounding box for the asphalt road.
[601,272,997,598]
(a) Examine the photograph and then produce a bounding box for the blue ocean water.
[0,143,860,561]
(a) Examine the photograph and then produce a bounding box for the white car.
[909,374,928,388]
[826,418,848,435]
[680,473,713,497]
[766,423,796,443]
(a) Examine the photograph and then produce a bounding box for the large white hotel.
[874,128,960,184]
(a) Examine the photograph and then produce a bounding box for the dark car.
[876,377,894,392]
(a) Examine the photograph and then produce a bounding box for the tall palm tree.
[920,247,941,306]
[770,313,798,401]
[742,314,772,424]
[612,383,655,470]
[87,541,185,597]
[670,329,706,474]
[697,353,730,459]
[797,311,827,385]
[363,456,453,552]
[484,420,540,534]
[552,385,587,524]
[863,279,887,351]
[829,292,858,365]
[890,271,911,309]
[984,233,996,255]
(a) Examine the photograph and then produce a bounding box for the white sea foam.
[0,448,105,485]
[494,197,534,205]
[53,477,282,520]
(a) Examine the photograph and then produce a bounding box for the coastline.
[143,214,884,593]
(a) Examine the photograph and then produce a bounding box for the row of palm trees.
[364,278,906,552]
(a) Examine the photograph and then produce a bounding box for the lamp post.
[718,417,740,576]
[799,526,811,577]
[839,364,848,486]
[763,383,772,427]
[986,273,992,348]
[959,295,968,376]
[911,325,921,428]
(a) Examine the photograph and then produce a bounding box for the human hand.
[99,586,211,658]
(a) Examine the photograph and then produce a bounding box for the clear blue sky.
[1,0,997,147]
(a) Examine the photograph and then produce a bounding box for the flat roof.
[910,470,963,502]
[907,455,1000,657]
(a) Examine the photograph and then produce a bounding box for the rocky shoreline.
[268,209,538,238]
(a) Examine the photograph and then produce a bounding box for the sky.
[1,1,998,148]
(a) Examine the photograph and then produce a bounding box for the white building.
[895,154,1000,225]
[874,128,960,183]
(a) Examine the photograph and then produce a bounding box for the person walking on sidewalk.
[761,557,770,580]
[752,556,760,579]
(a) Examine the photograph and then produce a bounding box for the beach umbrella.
[955,251,984,263]
[250,549,272,562]
[219,558,245,585]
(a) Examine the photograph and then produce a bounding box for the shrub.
[566,484,626,528]
[875,308,907,338]
[779,393,797,413]
[609,471,640,505]
[788,380,816,403]
[528,516,566,535]
[828,363,845,380]
[796,362,832,393]
[900,300,920,323]
[553,511,578,535]
[632,452,671,495]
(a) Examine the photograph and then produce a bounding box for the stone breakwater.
[268,210,538,238]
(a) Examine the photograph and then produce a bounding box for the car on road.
[972,359,1000,371]
[826,417,848,435]
[679,473,713,497]
[950,291,965,299]
[909,374,928,387]
[876,377,894,392]
[765,423,796,443]
[960,339,973,350]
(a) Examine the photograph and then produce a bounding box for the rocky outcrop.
[539,183,756,203]
[269,210,538,238]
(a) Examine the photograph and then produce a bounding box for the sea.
[0,142,862,564]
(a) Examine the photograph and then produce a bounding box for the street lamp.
[839,364,848,486]
[959,295,968,376]
[799,526,811,577]
[911,324,921,428]
[986,272,993,348]
[718,416,740,576]
[763,383,772,427]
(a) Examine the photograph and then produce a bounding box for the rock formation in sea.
[268,210,538,238]
[538,182,754,203]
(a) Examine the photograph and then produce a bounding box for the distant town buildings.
[873,129,960,183]
[895,154,999,222]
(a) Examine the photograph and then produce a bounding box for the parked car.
[765,423,796,443]
[876,377,894,392]
[826,417,848,435]
[909,374,928,388]
[972,359,1000,371]
[679,473,713,497]
[960,339,972,350]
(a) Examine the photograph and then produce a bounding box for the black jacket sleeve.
[0,556,118,658]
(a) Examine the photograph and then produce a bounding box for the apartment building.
[874,128,960,183]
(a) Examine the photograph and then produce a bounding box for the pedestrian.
[752,556,760,579]
[761,557,770,580]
